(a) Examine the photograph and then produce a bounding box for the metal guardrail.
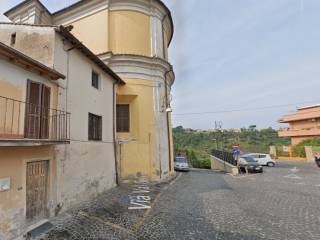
[0,96,70,141]
[211,149,237,166]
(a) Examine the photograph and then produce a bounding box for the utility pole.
[212,138,218,150]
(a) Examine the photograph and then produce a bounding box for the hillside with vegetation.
[173,126,290,168]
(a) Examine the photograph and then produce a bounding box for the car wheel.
[267,162,275,167]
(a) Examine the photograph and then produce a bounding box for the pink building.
[278,105,320,145]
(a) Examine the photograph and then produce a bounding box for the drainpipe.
[113,82,120,185]
[52,41,76,211]
[164,68,173,172]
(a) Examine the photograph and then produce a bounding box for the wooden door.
[25,81,41,139]
[26,160,49,221]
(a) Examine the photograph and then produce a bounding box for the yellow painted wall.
[116,79,157,179]
[0,146,55,239]
[0,79,59,138]
[0,80,23,101]
[109,11,151,56]
[68,9,109,54]
[0,81,24,137]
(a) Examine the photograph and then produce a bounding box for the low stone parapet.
[210,155,239,175]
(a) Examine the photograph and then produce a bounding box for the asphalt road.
[140,161,320,240]
[39,161,320,240]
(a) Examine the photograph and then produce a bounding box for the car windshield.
[175,157,187,163]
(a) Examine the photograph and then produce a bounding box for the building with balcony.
[0,23,124,239]
[278,104,320,145]
[3,0,175,181]
[0,39,67,240]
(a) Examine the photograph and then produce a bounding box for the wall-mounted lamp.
[166,107,173,113]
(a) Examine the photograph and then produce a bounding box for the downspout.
[113,82,119,185]
[164,68,173,172]
[63,41,76,113]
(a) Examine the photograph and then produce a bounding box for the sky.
[1,0,320,130]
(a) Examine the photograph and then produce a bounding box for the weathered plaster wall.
[54,36,117,209]
[0,24,55,67]
[0,26,117,238]
[0,146,55,240]
[109,10,151,56]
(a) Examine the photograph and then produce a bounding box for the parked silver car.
[174,157,190,171]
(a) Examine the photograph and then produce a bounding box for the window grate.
[88,113,102,141]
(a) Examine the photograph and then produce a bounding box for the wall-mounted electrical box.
[0,178,11,192]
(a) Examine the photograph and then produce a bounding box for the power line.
[172,100,320,116]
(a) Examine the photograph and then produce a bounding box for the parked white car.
[242,153,276,167]
[174,157,190,171]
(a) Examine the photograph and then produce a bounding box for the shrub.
[192,159,211,169]
[291,138,320,157]
[291,145,306,157]
[277,149,290,157]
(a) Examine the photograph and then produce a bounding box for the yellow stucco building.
[4,0,175,181]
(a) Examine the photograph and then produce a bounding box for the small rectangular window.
[11,33,16,46]
[116,104,130,132]
[92,71,100,89]
[88,113,102,141]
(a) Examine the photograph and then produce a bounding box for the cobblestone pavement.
[37,161,320,240]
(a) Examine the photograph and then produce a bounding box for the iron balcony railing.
[0,96,70,142]
[211,149,237,166]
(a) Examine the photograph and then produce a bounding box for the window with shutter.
[88,113,102,141]
[116,104,130,132]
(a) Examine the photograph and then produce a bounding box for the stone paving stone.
[37,177,164,240]
[36,162,320,240]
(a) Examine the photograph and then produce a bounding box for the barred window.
[88,113,102,141]
[116,104,130,132]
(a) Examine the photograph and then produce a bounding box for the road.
[39,161,320,240]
